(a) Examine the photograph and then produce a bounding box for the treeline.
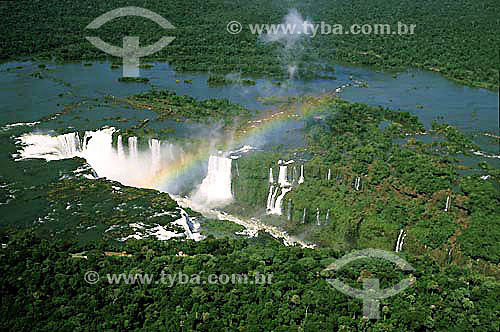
[0,0,498,89]
[1,230,499,331]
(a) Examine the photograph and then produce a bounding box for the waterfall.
[395,229,403,252]
[298,165,304,184]
[316,208,320,226]
[267,160,294,215]
[268,186,280,213]
[178,209,194,239]
[171,208,204,241]
[444,196,451,212]
[148,138,162,174]
[128,137,138,160]
[16,132,82,161]
[395,229,407,252]
[192,155,233,206]
[17,128,190,194]
[278,163,290,187]
[58,132,81,158]
[302,208,306,224]
[400,232,407,251]
[327,169,331,181]
[287,199,292,221]
[117,135,124,159]
[293,166,298,184]
[269,187,292,215]
[266,185,275,211]
[325,209,330,224]
[355,177,361,191]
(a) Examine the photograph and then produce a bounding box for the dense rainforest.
[0,1,499,329]
[1,230,499,331]
[231,97,500,269]
[0,0,498,90]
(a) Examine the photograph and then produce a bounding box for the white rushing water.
[149,138,162,174]
[117,208,205,242]
[269,187,292,215]
[15,128,183,191]
[192,155,233,207]
[269,167,274,184]
[174,195,314,249]
[117,135,125,159]
[395,229,407,252]
[15,128,314,247]
[278,161,291,187]
[267,160,302,216]
[298,164,304,184]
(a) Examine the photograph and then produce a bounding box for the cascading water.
[58,132,81,157]
[444,196,451,212]
[298,165,304,184]
[128,137,138,160]
[355,177,361,191]
[267,160,297,215]
[269,187,292,215]
[266,185,275,210]
[15,128,188,192]
[395,229,407,252]
[16,128,310,244]
[117,135,125,159]
[268,186,280,212]
[16,132,82,161]
[148,138,162,174]
[192,155,233,207]
[278,161,290,187]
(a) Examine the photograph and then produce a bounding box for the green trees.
[1,0,498,89]
[1,230,499,331]
[230,97,499,266]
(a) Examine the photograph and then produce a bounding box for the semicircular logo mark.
[85,6,176,77]
[324,249,416,320]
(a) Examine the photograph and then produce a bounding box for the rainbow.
[140,94,335,191]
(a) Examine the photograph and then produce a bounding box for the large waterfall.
[16,128,183,191]
[192,155,233,207]
[16,128,243,208]
[17,132,82,161]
